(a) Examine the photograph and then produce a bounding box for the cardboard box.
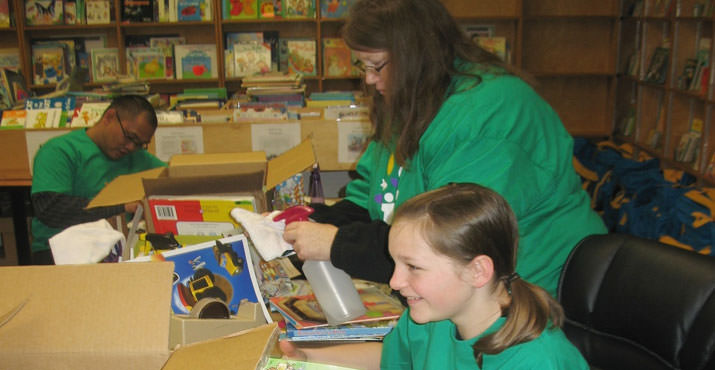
[87,139,316,231]
[0,262,279,370]
[169,301,268,347]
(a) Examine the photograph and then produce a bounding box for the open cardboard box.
[0,262,279,370]
[87,139,317,232]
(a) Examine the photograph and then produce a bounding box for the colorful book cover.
[0,110,27,129]
[225,32,263,50]
[150,36,186,79]
[122,0,155,22]
[320,0,353,18]
[134,47,166,79]
[0,48,21,70]
[25,108,62,128]
[26,0,64,26]
[32,44,66,85]
[91,48,120,82]
[283,0,314,18]
[223,0,258,19]
[63,0,79,24]
[73,101,110,127]
[258,0,278,18]
[284,39,316,76]
[269,286,404,329]
[175,44,218,79]
[86,0,111,24]
[262,358,360,370]
[177,0,202,21]
[283,320,396,342]
[25,96,76,127]
[0,0,11,27]
[233,42,272,77]
[147,195,255,235]
[0,68,30,106]
[322,38,358,77]
[135,234,272,322]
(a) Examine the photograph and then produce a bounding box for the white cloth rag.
[49,219,125,265]
[230,207,294,261]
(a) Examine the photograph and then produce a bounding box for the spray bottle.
[274,205,366,325]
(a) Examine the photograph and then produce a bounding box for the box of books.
[0,262,280,370]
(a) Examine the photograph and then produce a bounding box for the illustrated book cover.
[320,0,354,18]
[26,0,64,26]
[322,38,358,77]
[90,48,119,82]
[283,0,315,18]
[86,0,111,24]
[0,68,30,106]
[282,38,317,76]
[232,42,272,77]
[25,96,76,128]
[269,286,404,329]
[175,44,218,79]
[283,320,396,342]
[32,44,66,85]
[0,110,26,129]
[72,101,110,127]
[133,47,167,80]
[258,0,281,18]
[222,0,258,19]
[150,36,186,79]
[0,48,21,70]
[134,234,273,323]
[122,0,154,22]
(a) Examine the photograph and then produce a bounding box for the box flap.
[162,323,279,370]
[87,167,167,208]
[266,139,316,190]
[168,152,267,178]
[0,263,174,358]
[143,173,265,197]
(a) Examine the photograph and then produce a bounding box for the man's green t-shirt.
[31,129,165,252]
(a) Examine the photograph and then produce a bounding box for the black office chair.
[558,233,715,370]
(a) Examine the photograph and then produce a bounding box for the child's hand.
[279,339,307,361]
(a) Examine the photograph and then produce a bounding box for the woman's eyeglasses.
[353,59,390,74]
[116,111,149,150]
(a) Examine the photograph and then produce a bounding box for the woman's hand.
[283,221,338,261]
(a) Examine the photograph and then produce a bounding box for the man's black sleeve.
[310,199,393,284]
[32,191,126,229]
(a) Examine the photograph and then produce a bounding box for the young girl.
[280,183,588,369]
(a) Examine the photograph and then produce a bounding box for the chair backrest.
[558,233,715,370]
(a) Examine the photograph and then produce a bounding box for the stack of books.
[269,285,404,342]
[241,72,306,108]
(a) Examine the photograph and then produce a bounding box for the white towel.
[49,219,125,265]
[230,207,294,261]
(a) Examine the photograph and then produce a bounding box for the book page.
[154,125,204,162]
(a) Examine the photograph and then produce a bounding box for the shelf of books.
[613,0,715,185]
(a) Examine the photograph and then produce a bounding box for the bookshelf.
[614,0,715,185]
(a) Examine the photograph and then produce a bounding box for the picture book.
[322,38,357,77]
[320,0,354,18]
[33,39,80,78]
[0,68,31,106]
[283,0,315,18]
[134,47,167,80]
[0,48,21,71]
[225,32,263,50]
[258,0,280,18]
[644,46,669,85]
[283,39,317,76]
[26,0,64,26]
[261,358,360,370]
[223,0,258,20]
[122,0,154,22]
[0,0,10,27]
[25,108,62,128]
[63,0,79,24]
[135,235,273,323]
[233,42,272,77]
[269,286,404,329]
[32,44,66,85]
[86,0,111,24]
[0,110,26,129]
[90,48,119,82]
[26,96,77,128]
[175,44,218,79]
[73,101,110,127]
[150,36,186,79]
[177,0,204,21]
[475,36,507,61]
[283,320,396,342]
[147,194,256,236]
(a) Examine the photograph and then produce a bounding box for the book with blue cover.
[137,235,272,323]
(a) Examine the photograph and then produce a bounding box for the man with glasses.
[30,95,166,264]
